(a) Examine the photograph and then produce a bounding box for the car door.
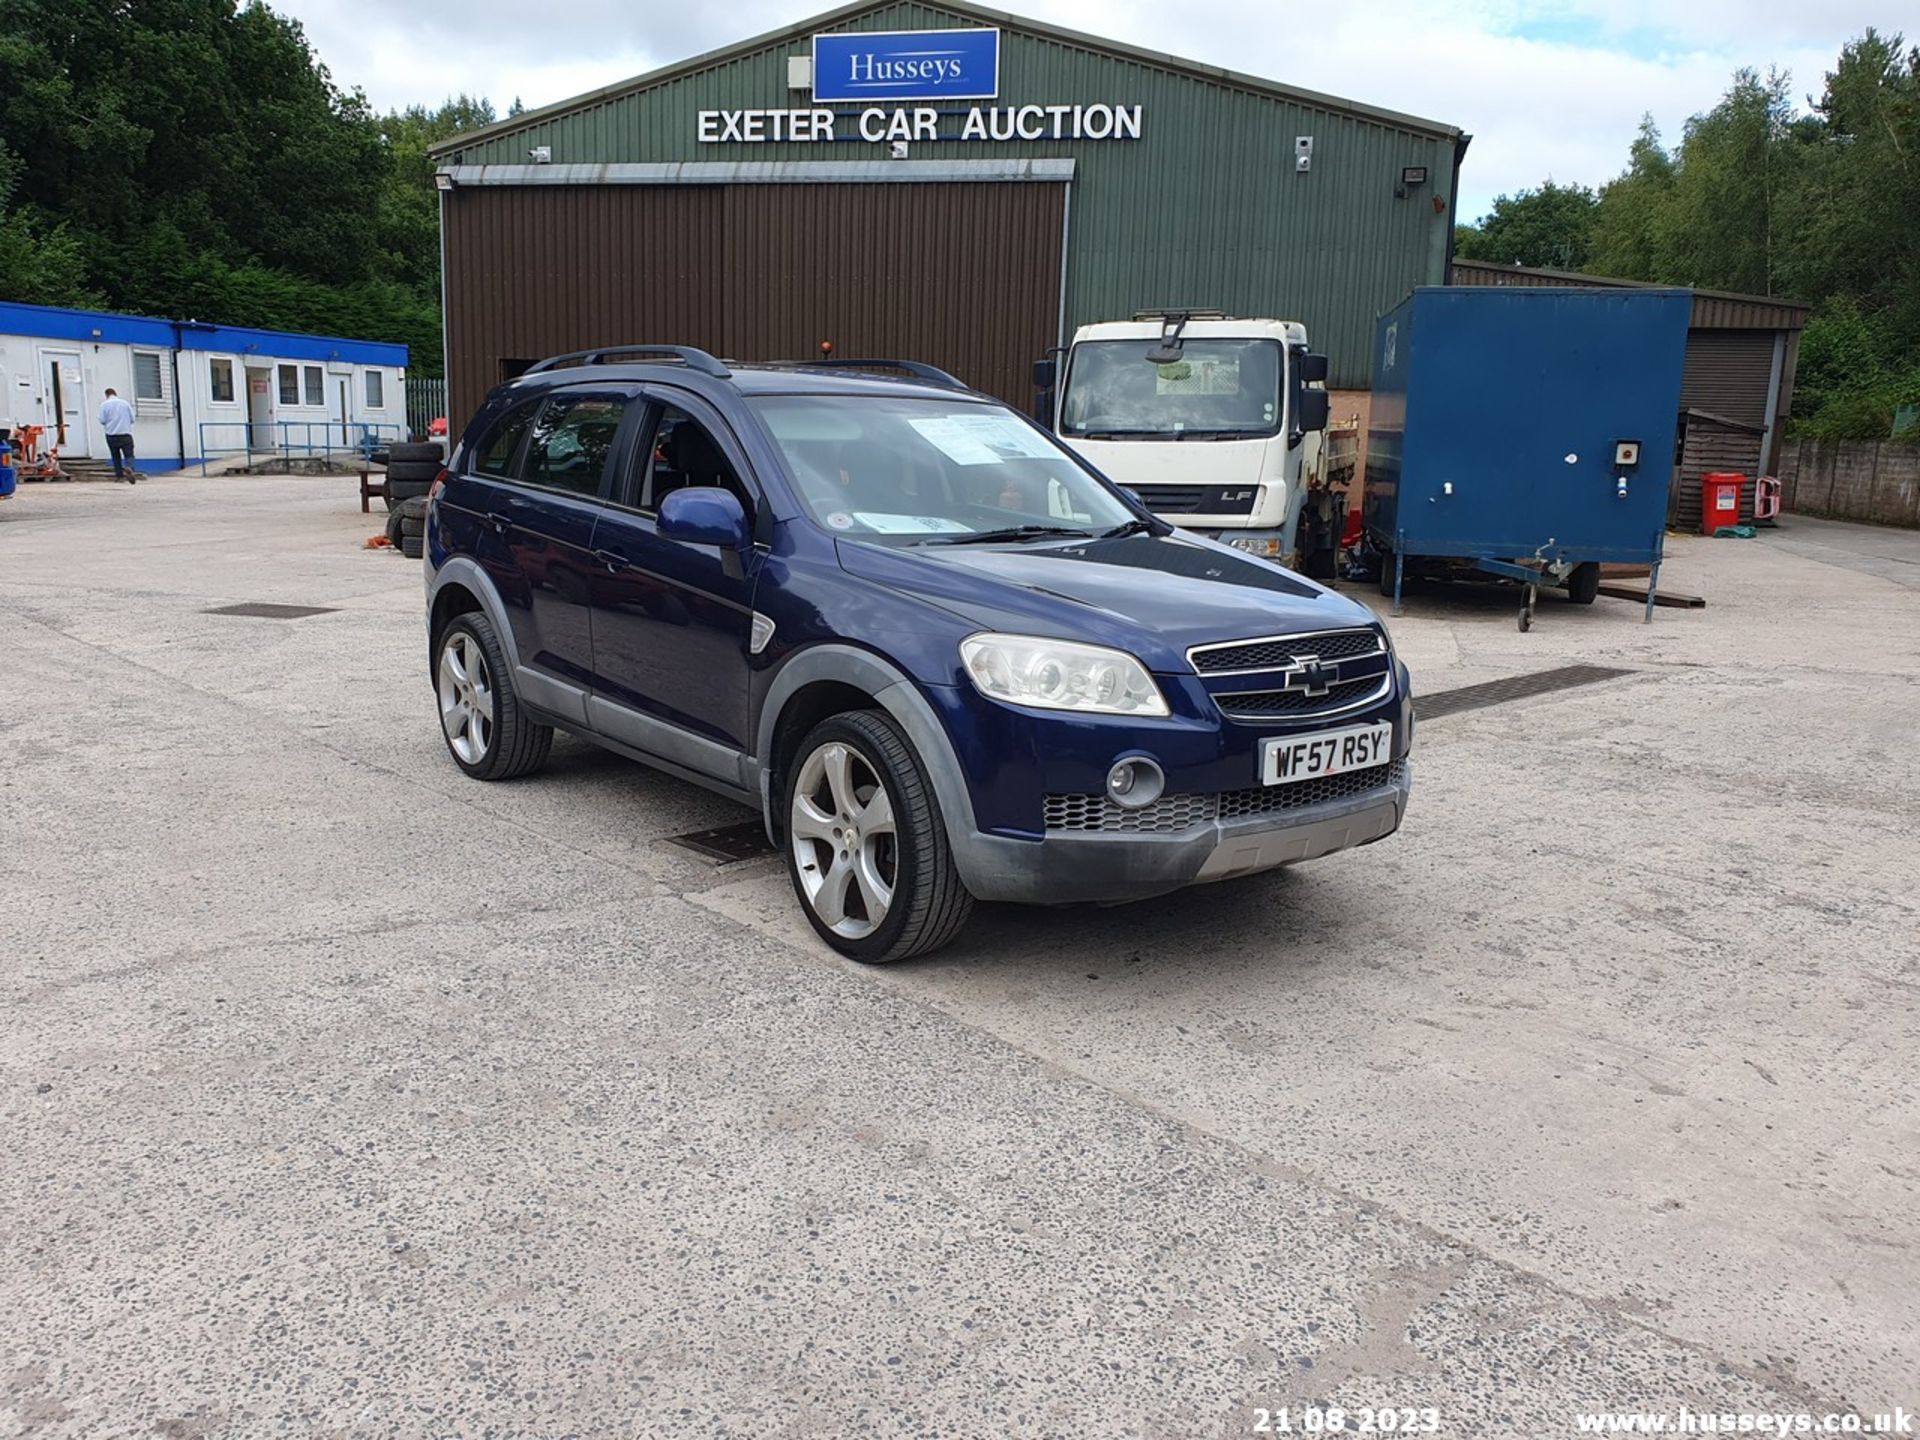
[458,388,635,720]
[584,391,762,762]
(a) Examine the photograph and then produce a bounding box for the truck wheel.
[1567,562,1600,605]
[434,612,552,780]
[1377,553,1413,598]
[784,710,973,963]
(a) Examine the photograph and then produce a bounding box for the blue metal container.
[1363,286,1690,622]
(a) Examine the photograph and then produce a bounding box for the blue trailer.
[1362,285,1691,628]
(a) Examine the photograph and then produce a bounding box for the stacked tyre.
[384,441,442,511]
[385,495,428,559]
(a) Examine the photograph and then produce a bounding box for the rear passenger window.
[474,401,537,478]
[524,395,628,497]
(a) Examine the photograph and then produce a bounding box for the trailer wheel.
[1567,562,1600,606]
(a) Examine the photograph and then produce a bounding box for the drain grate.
[668,820,777,865]
[204,602,339,620]
[1414,664,1635,721]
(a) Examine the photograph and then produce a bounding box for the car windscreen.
[748,394,1138,543]
[1060,339,1283,439]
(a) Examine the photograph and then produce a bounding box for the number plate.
[1261,722,1393,786]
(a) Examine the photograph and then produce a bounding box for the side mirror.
[1295,390,1331,432]
[658,486,748,548]
[1296,352,1330,385]
[1031,357,1057,390]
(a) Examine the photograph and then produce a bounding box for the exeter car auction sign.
[697,27,1143,148]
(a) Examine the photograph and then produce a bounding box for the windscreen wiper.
[924,525,1094,546]
[1098,518,1156,538]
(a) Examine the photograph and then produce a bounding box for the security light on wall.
[434,172,454,191]
[1396,165,1428,197]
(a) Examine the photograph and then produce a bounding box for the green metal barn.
[429,0,1468,425]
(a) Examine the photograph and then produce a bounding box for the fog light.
[1105,756,1165,809]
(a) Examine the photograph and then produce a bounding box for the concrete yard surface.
[2,475,1916,1438]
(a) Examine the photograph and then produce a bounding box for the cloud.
[279,0,1885,216]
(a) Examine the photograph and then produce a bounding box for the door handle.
[593,549,631,573]
[485,511,512,534]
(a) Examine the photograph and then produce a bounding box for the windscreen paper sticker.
[908,414,1057,466]
[850,513,973,534]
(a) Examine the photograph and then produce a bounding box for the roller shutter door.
[1679,330,1776,427]
[443,182,1066,428]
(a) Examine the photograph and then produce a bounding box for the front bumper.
[951,761,1411,905]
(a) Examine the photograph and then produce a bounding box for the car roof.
[503,361,997,404]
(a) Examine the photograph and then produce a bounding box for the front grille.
[1216,761,1405,819]
[1214,674,1391,719]
[1043,761,1406,834]
[1190,628,1383,674]
[1130,484,1206,513]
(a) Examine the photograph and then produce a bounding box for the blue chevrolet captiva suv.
[423,346,1413,961]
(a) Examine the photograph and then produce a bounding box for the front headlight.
[959,633,1169,717]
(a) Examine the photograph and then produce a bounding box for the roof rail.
[524,344,731,378]
[800,358,968,390]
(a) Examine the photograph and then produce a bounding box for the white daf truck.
[1041,311,1342,572]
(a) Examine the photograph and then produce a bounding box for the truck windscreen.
[1061,339,1283,439]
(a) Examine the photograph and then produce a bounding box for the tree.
[1585,116,1676,281]
[1454,181,1598,270]
[0,1,497,374]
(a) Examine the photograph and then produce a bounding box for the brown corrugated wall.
[443,182,1065,427]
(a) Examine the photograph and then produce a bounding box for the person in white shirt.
[98,389,137,483]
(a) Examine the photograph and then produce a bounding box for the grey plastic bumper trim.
[951,767,1411,905]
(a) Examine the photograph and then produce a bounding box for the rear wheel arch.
[429,581,484,655]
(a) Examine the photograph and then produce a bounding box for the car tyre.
[1567,561,1601,605]
[434,611,551,780]
[784,710,973,963]
[385,506,406,548]
[400,532,425,558]
[389,441,442,464]
[386,477,432,505]
[386,460,441,484]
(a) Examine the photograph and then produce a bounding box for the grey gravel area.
[2,476,1915,1438]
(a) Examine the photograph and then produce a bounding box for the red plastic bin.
[1701,472,1745,534]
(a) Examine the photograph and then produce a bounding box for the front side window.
[303,365,324,407]
[208,358,234,403]
[521,394,627,497]
[1061,339,1282,439]
[365,370,384,408]
[132,350,166,403]
[749,395,1135,543]
[278,364,299,405]
[641,406,750,516]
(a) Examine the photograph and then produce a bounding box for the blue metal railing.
[197,421,409,476]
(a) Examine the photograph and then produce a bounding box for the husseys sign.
[813,27,1000,101]
[695,27,1145,146]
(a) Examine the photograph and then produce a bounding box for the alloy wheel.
[790,740,897,940]
[437,631,494,764]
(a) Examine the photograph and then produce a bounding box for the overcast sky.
[281,0,1888,216]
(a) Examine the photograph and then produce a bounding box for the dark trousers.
[106,432,135,477]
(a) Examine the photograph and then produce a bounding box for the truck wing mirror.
[1297,352,1329,385]
[1032,358,1057,390]
[1295,389,1331,432]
